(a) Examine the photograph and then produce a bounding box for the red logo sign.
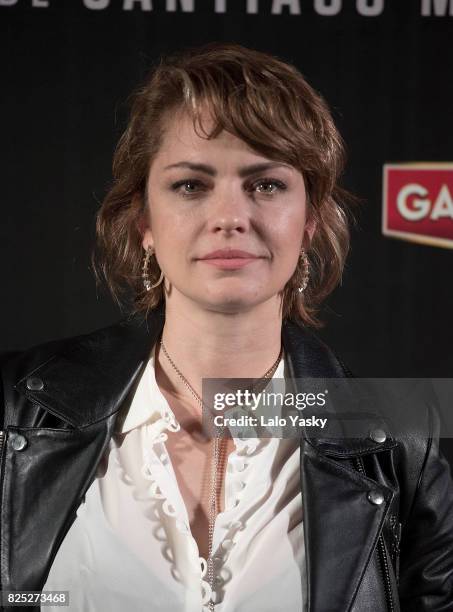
[383,163,453,249]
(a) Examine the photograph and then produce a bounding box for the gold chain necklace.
[159,336,282,611]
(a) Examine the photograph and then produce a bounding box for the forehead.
[153,107,264,167]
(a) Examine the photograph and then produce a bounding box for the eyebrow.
[163,161,292,177]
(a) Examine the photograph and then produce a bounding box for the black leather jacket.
[1,305,453,612]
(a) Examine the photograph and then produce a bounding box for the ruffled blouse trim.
[116,348,285,607]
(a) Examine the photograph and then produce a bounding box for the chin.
[200,290,274,315]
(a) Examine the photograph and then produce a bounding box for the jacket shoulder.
[0,319,127,380]
[0,309,164,429]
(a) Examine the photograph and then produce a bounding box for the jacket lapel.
[300,445,393,611]
[282,320,395,611]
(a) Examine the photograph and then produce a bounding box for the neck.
[154,293,283,403]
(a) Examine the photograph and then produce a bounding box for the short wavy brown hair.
[93,42,354,327]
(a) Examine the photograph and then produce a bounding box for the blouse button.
[228,520,244,530]
[222,539,235,551]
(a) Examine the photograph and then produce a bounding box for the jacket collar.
[14,303,328,429]
[15,302,396,454]
[15,305,165,429]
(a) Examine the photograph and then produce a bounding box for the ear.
[135,199,153,251]
[303,215,317,248]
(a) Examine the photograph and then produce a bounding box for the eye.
[171,179,206,197]
[250,178,287,196]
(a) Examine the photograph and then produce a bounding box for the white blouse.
[43,345,307,612]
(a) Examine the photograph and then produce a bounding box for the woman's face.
[141,108,315,315]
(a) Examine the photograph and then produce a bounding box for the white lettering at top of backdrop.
[0,0,452,17]
[421,0,453,15]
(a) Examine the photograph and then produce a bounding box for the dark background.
[2,1,452,455]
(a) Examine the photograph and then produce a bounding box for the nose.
[206,184,251,235]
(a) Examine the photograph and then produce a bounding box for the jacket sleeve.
[398,401,453,611]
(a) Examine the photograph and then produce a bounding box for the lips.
[198,249,261,260]
[196,249,264,270]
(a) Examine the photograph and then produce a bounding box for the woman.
[1,42,453,612]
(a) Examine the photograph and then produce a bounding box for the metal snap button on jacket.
[367,490,385,506]
[26,376,44,391]
[11,434,28,452]
[369,428,386,444]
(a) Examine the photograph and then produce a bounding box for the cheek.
[265,208,306,246]
[152,217,193,269]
